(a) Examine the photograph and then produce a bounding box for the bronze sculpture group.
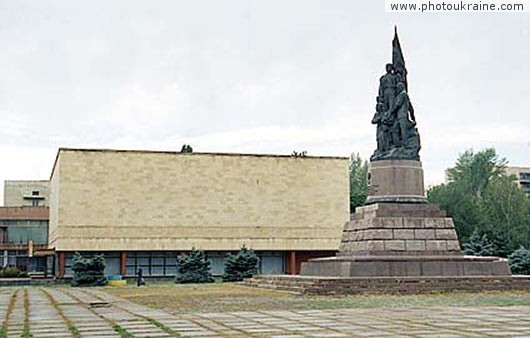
[371,28,421,161]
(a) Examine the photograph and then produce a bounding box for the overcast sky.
[1,0,529,203]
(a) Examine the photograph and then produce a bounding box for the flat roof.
[50,147,349,180]
[506,166,530,171]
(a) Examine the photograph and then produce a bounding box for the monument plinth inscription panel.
[366,160,427,204]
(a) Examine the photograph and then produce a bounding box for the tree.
[181,144,193,153]
[428,148,530,256]
[222,246,259,282]
[175,248,214,283]
[481,175,530,254]
[509,246,530,275]
[463,229,495,256]
[349,153,368,213]
[427,182,484,244]
[446,148,506,199]
[71,252,107,287]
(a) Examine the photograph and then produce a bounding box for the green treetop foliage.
[349,153,368,213]
[222,246,259,282]
[446,148,507,199]
[482,174,530,251]
[428,148,530,256]
[175,248,214,284]
[180,144,193,153]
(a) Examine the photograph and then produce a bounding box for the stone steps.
[244,275,530,295]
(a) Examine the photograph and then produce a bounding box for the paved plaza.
[1,287,530,337]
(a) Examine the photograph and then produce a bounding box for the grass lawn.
[102,282,530,313]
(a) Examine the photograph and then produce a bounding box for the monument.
[299,28,510,278]
[244,28,525,294]
[368,27,425,205]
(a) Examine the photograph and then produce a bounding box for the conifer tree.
[463,229,495,256]
[222,246,259,282]
[71,252,107,287]
[175,248,214,283]
[509,246,530,275]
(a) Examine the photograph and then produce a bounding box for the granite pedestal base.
[300,203,511,278]
[300,255,510,277]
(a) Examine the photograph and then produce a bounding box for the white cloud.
[0,112,38,139]
[0,146,56,204]
[0,0,528,195]
[96,82,183,135]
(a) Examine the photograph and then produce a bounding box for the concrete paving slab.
[5,286,530,338]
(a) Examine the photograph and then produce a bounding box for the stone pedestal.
[338,203,460,256]
[366,160,428,204]
[300,203,510,277]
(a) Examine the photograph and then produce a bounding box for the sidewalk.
[1,286,530,337]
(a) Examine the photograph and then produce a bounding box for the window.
[31,200,40,206]
[125,252,179,277]
[520,172,530,180]
[32,191,39,196]
[521,182,530,197]
[259,252,285,275]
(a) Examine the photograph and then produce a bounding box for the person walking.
[137,267,145,287]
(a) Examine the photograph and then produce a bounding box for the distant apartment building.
[1,180,52,276]
[505,166,530,197]
[4,180,50,207]
[0,206,52,275]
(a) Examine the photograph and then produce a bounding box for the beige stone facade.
[4,180,50,207]
[49,148,349,252]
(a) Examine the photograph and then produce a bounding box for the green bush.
[222,246,259,282]
[71,252,107,287]
[175,248,214,283]
[509,246,530,275]
[0,267,28,278]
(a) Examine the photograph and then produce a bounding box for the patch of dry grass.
[102,282,530,314]
[104,283,302,313]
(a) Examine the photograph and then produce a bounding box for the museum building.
[49,148,350,278]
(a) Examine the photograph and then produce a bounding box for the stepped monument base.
[300,202,510,278]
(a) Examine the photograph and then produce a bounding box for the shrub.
[175,248,214,283]
[180,144,193,153]
[71,252,107,287]
[222,246,259,282]
[0,267,28,278]
[463,229,495,256]
[509,246,530,275]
